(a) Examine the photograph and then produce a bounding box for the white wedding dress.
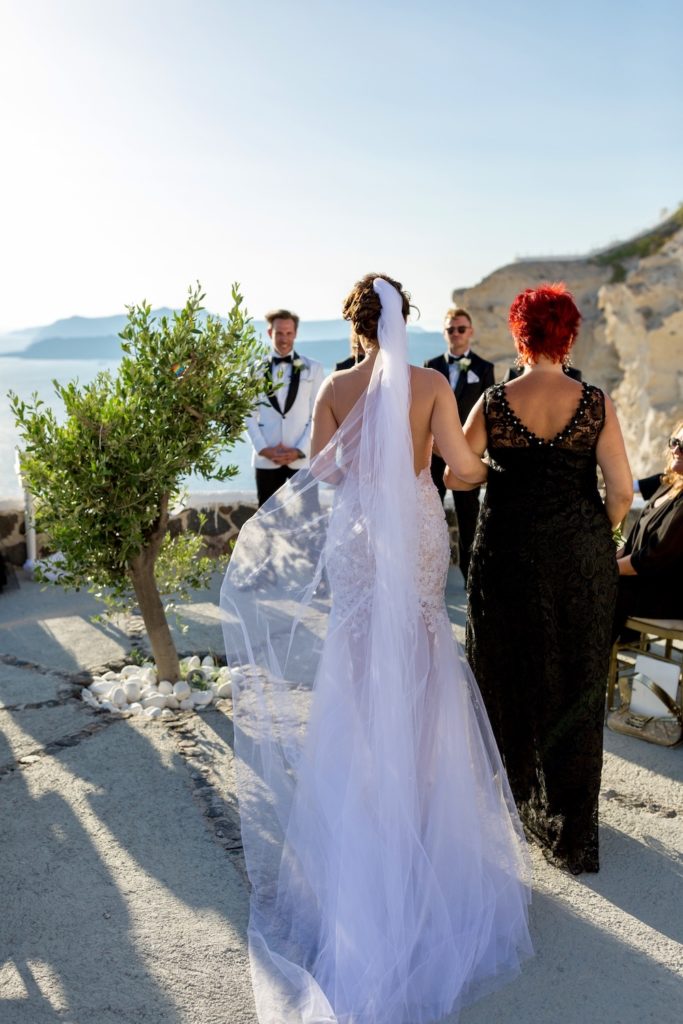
[221,280,532,1024]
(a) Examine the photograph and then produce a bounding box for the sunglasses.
[445,325,470,336]
[668,436,683,453]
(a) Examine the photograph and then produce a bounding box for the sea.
[0,335,445,501]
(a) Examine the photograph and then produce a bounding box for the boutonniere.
[458,357,472,372]
[292,357,305,371]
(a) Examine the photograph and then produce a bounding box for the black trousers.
[430,454,480,583]
[255,466,298,508]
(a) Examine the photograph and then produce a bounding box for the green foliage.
[10,283,264,613]
[593,203,683,282]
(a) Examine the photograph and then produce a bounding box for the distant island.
[3,335,126,360]
[0,309,437,360]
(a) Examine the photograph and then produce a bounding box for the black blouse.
[625,483,683,578]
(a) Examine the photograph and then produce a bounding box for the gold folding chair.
[607,617,683,711]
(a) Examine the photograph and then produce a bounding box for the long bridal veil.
[220,278,531,1024]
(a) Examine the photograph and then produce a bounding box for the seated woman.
[615,419,683,638]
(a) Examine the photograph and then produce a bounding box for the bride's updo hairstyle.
[508,282,581,365]
[342,273,412,344]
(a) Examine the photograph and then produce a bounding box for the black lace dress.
[466,382,617,874]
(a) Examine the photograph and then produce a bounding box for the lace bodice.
[415,468,451,632]
[481,382,606,516]
[485,380,604,451]
[328,469,450,636]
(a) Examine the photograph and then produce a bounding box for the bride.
[220,275,532,1024]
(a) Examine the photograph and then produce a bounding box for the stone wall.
[0,501,261,568]
[0,501,464,568]
[0,505,33,566]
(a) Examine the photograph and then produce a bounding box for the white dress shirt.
[448,350,471,390]
[271,350,293,411]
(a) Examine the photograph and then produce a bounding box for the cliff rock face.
[452,214,683,476]
[599,229,683,476]
[453,259,620,390]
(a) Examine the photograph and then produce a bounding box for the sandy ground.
[0,567,681,1023]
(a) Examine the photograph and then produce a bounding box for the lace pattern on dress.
[416,469,451,633]
[485,382,605,451]
[328,470,450,638]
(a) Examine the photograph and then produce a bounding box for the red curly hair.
[508,282,581,365]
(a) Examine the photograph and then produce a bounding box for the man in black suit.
[424,306,495,582]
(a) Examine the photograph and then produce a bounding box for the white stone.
[142,694,167,710]
[110,686,127,708]
[100,700,117,712]
[165,696,180,710]
[140,667,157,686]
[120,665,141,679]
[123,680,141,703]
[144,706,162,720]
[201,655,215,668]
[191,690,213,708]
[128,702,143,715]
[173,680,191,701]
[216,666,231,681]
[229,672,246,687]
[161,708,175,719]
[186,655,201,671]
[158,680,174,695]
[89,680,114,697]
[140,686,158,700]
[102,671,118,680]
[179,698,193,711]
[215,681,233,699]
[81,689,99,706]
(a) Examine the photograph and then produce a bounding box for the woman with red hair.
[446,283,632,874]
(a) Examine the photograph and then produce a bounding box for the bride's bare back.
[311,351,485,484]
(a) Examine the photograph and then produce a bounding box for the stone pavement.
[0,568,681,1023]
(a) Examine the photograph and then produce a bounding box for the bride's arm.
[309,378,346,484]
[310,378,339,458]
[431,376,487,486]
[443,395,488,490]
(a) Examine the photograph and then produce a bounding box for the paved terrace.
[0,568,681,1023]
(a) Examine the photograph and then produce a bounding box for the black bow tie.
[448,354,467,364]
[272,354,292,365]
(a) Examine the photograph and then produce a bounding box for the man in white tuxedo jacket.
[246,309,325,507]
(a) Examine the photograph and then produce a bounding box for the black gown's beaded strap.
[466,380,617,874]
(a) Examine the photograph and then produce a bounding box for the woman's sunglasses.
[668,436,683,453]
[445,325,469,336]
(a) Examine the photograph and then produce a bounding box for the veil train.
[220,278,532,1024]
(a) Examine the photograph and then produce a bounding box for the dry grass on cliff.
[594,203,683,282]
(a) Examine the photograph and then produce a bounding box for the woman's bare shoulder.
[410,365,447,391]
[314,373,336,404]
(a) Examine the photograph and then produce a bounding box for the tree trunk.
[127,493,179,682]
[129,550,181,683]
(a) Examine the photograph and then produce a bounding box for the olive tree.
[11,284,265,682]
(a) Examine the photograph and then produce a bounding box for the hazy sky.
[1,0,681,331]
